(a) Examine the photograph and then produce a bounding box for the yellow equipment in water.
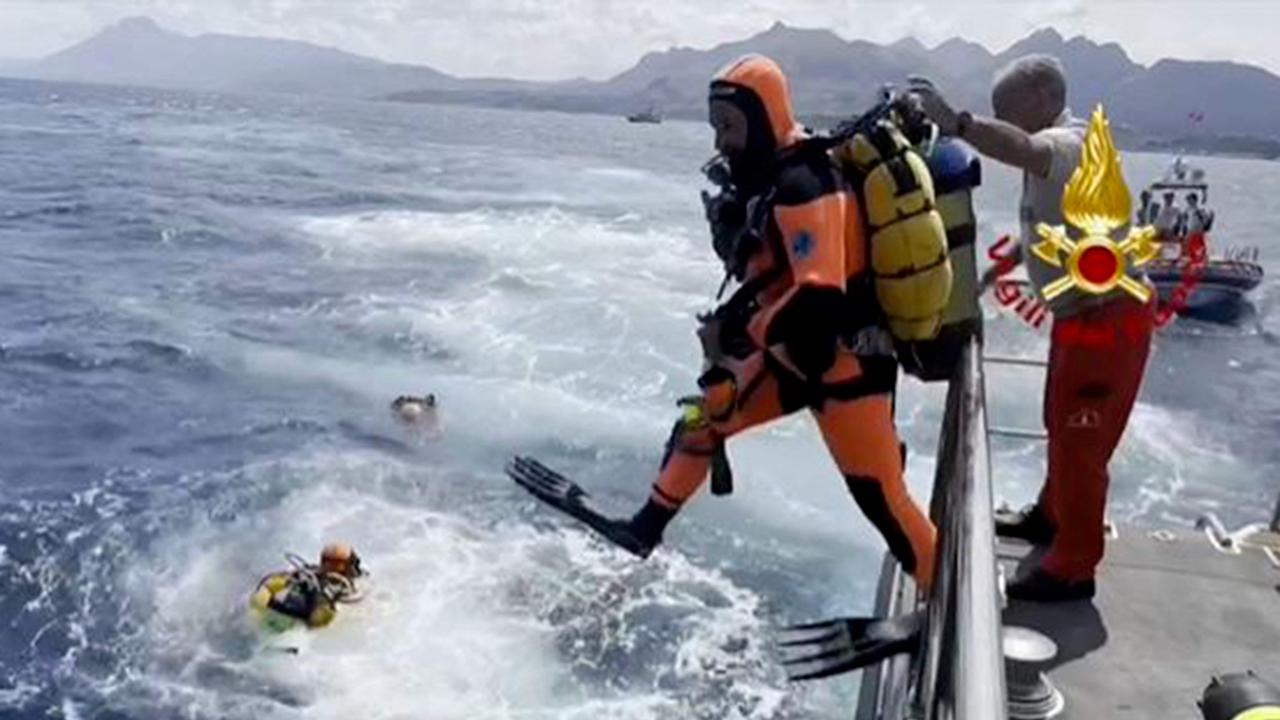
[835,120,953,343]
[249,552,360,633]
[249,571,336,632]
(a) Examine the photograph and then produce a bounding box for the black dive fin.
[506,455,654,558]
[777,611,922,681]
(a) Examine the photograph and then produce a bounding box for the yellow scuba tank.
[834,121,952,343]
[250,572,301,633]
[249,571,338,632]
[896,137,983,381]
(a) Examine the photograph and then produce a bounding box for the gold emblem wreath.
[1032,106,1158,302]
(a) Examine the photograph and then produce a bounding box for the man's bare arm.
[905,77,1056,178]
[963,115,1055,179]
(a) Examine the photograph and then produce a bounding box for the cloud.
[1032,0,1087,23]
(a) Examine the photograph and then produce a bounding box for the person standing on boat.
[1155,190,1185,250]
[1137,189,1155,225]
[1185,193,1214,237]
[910,55,1154,602]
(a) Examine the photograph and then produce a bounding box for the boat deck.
[999,528,1280,719]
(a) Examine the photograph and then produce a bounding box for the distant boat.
[1141,159,1264,323]
[626,109,662,124]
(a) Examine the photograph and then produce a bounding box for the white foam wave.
[95,451,804,719]
[288,207,721,435]
[1114,402,1243,524]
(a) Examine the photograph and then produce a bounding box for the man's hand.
[910,77,1056,177]
[980,238,1023,294]
[697,309,755,369]
[978,264,1007,295]
[907,76,960,136]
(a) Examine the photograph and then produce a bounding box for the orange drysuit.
[649,55,937,590]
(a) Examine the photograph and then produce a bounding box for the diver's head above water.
[391,393,437,422]
[707,54,802,195]
[320,542,364,579]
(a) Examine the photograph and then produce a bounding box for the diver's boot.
[618,499,677,559]
[506,456,675,560]
[994,504,1056,546]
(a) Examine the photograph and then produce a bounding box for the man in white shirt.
[910,55,1154,603]
[1153,191,1185,258]
[1185,193,1214,236]
[1155,190,1184,241]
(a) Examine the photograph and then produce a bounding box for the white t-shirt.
[1185,207,1213,235]
[1155,204,1183,236]
[1018,110,1138,317]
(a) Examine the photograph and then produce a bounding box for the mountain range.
[8,17,1280,149]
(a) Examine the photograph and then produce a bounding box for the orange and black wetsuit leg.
[811,351,937,593]
[649,352,787,511]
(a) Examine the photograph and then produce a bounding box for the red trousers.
[1038,296,1153,581]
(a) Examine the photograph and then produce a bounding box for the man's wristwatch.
[955,110,973,138]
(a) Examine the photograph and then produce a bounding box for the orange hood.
[711,54,805,149]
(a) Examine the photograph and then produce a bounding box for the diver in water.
[391,394,441,438]
[250,543,366,630]
[507,54,937,594]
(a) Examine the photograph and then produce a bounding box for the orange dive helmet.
[320,542,364,579]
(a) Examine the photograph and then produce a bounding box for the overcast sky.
[3,0,1279,80]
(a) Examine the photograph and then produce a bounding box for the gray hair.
[993,54,1067,109]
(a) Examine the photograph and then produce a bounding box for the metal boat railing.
[856,337,1007,719]
[861,320,1277,718]
[1272,489,1280,534]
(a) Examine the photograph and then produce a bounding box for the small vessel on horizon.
[626,107,662,124]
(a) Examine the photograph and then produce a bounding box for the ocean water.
[0,76,1276,719]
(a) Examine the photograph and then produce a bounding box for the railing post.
[953,340,1008,719]
[906,338,1008,720]
[1271,490,1280,533]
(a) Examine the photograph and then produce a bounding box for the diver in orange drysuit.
[509,55,936,592]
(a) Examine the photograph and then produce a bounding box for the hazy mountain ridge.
[9,16,1280,151]
[399,22,1280,148]
[23,17,461,97]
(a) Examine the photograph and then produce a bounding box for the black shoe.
[1006,568,1096,603]
[994,504,1056,546]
